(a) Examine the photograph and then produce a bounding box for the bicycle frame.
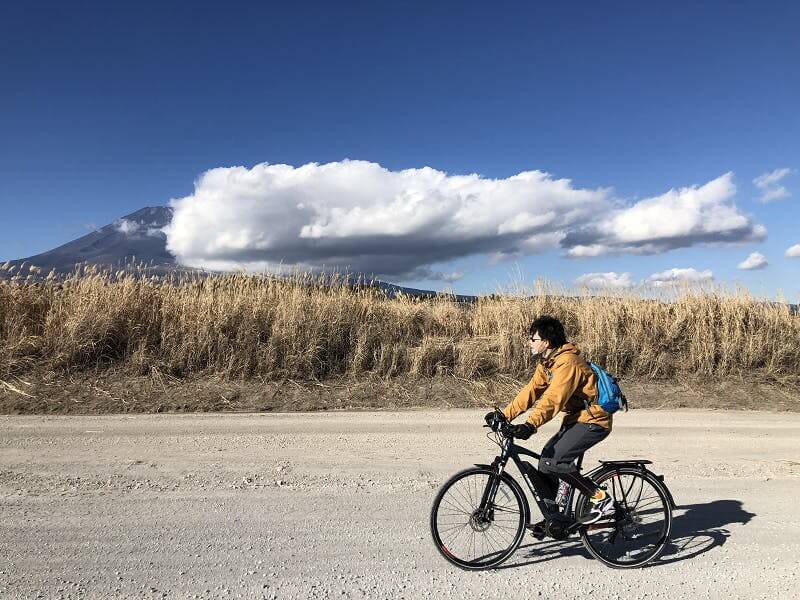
[475,433,676,536]
[476,435,583,524]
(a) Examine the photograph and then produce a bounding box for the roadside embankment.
[1,372,799,414]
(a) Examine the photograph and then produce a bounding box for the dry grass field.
[1,264,799,413]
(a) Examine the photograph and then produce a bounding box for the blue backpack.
[588,362,628,414]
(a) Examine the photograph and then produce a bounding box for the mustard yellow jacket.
[501,342,612,431]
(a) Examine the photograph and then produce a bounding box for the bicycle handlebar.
[484,407,515,437]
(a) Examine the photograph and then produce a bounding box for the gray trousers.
[538,422,610,498]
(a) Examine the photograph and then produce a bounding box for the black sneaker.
[526,519,546,540]
[579,491,615,524]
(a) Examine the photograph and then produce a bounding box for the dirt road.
[1,410,799,599]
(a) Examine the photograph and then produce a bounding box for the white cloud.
[440,272,464,283]
[490,231,566,263]
[785,244,800,258]
[563,173,765,257]
[403,267,464,283]
[437,271,463,283]
[164,160,609,279]
[645,267,714,287]
[113,216,167,239]
[578,267,716,290]
[162,162,768,279]
[574,272,634,289]
[114,218,141,235]
[564,244,610,258]
[737,252,768,270]
[759,188,789,203]
[753,168,793,202]
[145,227,166,238]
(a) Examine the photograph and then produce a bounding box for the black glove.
[484,411,497,426]
[509,423,536,440]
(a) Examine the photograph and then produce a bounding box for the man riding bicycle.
[485,315,613,531]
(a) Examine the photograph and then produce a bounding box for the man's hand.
[509,423,536,440]
[484,411,497,426]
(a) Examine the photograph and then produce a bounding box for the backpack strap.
[585,360,601,417]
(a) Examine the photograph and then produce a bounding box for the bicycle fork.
[477,457,506,520]
[477,439,515,519]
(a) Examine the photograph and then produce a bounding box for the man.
[485,315,613,527]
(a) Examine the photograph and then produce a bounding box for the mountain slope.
[1,206,476,300]
[4,206,175,275]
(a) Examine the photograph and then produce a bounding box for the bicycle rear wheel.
[430,467,528,570]
[577,467,672,568]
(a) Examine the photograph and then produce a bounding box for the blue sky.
[1,1,798,297]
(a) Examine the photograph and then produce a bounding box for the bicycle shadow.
[500,499,755,569]
[655,499,755,565]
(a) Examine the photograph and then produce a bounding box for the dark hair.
[529,315,567,349]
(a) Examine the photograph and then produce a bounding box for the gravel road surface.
[1,410,799,599]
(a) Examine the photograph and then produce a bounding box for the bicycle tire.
[430,467,529,570]
[576,466,672,568]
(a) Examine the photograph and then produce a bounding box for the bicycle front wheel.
[430,467,528,570]
[577,467,672,568]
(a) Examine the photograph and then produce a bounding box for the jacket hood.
[544,342,580,363]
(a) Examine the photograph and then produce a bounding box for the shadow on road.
[656,499,755,565]
[500,499,755,570]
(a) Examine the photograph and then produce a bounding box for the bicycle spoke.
[453,481,477,512]
[440,495,471,514]
[488,522,519,532]
[484,529,509,556]
[442,522,471,548]
[632,495,661,505]
[482,528,500,551]
[441,496,471,516]
[437,521,470,533]
[488,519,520,528]
[622,474,644,506]
[469,528,476,560]
[490,505,520,514]
[617,475,632,512]
[460,478,483,507]
[469,475,477,508]
[632,500,666,512]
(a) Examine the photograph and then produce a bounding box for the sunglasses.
[528,335,544,342]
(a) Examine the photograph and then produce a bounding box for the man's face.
[528,331,550,356]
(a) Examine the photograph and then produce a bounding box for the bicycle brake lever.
[499,423,515,437]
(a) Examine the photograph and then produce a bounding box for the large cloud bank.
[164,160,607,280]
[164,161,765,280]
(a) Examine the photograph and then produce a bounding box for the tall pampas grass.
[0,267,798,380]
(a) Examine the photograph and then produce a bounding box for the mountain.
[2,206,176,276]
[1,206,477,301]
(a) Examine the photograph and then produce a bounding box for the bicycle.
[430,409,676,569]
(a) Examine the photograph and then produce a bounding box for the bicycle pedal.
[525,523,546,540]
